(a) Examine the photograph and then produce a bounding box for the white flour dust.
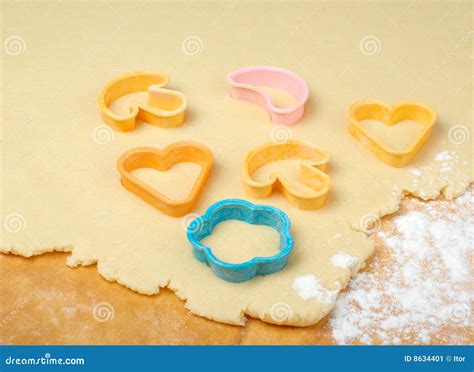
[409,151,470,199]
[292,274,341,305]
[331,252,360,274]
[329,190,473,345]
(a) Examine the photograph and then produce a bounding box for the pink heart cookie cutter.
[227,66,309,126]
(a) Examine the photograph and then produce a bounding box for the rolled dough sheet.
[1,1,472,326]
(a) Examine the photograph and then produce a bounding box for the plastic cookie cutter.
[98,71,187,132]
[186,199,294,283]
[116,142,213,217]
[348,100,437,167]
[227,66,309,126]
[242,140,331,210]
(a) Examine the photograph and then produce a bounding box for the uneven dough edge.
[2,181,471,327]
[0,245,72,257]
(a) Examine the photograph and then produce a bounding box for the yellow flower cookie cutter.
[242,140,331,210]
[348,100,437,167]
[117,142,213,217]
[98,71,187,132]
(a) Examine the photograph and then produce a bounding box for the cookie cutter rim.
[116,142,213,217]
[98,71,187,132]
[348,100,437,167]
[242,140,331,210]
[227,66,309,126]
[186,199,294,283]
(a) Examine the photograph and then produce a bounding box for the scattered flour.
[331,252,360,274]
[423,151,458,176]
[408,151,463,199]
[434,150,454,162]
[329,189,473,345]
[410,168,422,177]
[292,274,340,305]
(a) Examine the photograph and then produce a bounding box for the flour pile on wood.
[329,190,473,345]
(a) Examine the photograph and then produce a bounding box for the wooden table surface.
[1,191,472,345]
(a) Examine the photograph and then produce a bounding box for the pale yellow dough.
[202,221,280,265]
[1,1,472,326]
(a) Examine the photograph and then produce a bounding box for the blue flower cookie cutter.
[186,199,294,283]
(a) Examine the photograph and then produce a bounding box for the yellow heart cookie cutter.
[242,140,331,210]
[348,100,437,167]
[117,142,213,217]
[98,71,187,132]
